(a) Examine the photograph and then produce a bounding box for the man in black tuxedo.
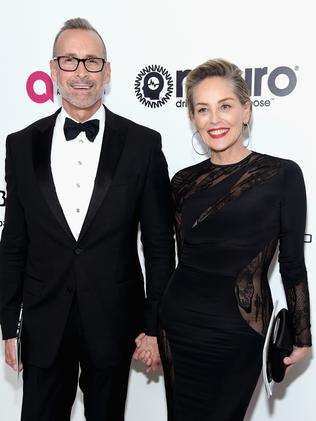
[0,18,174,420]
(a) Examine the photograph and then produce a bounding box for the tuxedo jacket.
[0,107,175,368]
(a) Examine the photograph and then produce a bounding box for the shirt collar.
[60,105,106,127]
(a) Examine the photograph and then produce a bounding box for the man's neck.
[62,100,103,122]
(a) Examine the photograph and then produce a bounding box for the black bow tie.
[64,117,100,142]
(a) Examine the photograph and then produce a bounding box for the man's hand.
[4,338,23,371]
[133,333,161,372]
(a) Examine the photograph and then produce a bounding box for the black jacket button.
[74,248,83,255]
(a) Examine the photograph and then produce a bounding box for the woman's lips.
[207,128,229,139]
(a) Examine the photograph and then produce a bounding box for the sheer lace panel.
[158,327,174,417]
[284,276,312,346]
[192,156,280,227]
[235,239,278,336]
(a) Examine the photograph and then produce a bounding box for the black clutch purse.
[267,308,293,383]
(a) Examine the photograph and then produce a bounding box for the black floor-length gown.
[159,152,311,421]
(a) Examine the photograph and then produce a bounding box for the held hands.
[4,338,23,371]
[133,333,161,373]
[283,345,311,369]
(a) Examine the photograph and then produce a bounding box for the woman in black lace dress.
[158,59,312,421]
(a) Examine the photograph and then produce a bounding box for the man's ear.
[50,59,57,83]
[104,61,111,85]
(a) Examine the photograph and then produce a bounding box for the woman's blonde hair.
[185,58,252,118]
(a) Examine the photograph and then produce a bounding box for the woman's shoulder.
[255,152,303,175]
[171,159,210,187]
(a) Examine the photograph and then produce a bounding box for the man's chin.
[62,96,102,111]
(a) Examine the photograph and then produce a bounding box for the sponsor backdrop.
[0,0,314,420]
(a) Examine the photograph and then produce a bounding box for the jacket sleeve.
[278,160,311,347]
[0,136,28,339]
[139,133,175,336]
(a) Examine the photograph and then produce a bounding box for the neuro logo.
[134,65,173,108]
[174,65,299,109]
[26,71,54,103]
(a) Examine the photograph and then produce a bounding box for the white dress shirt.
[51,106,105,240]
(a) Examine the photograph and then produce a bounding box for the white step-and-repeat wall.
[0,1,314,420]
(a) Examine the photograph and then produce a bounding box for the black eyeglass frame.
[53,56,107,73]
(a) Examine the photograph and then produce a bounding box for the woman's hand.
[284,346,311,368]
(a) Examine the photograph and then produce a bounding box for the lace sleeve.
[279,160,312,347]
[284,276,311,346]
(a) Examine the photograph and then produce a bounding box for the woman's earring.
[243,123,251,148]
[191,131,210,156]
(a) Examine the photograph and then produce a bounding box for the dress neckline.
[209,151,255,168]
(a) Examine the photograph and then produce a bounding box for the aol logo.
[26,71,54,103]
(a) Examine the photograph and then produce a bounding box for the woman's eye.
[197,107,208,113]
[220,104,231,111]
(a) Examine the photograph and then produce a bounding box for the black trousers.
[21,297,133,421]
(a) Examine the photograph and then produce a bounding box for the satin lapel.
[32,111,75,242]
[78,115,127,242]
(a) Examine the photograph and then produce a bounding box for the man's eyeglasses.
[53,56,106,73]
